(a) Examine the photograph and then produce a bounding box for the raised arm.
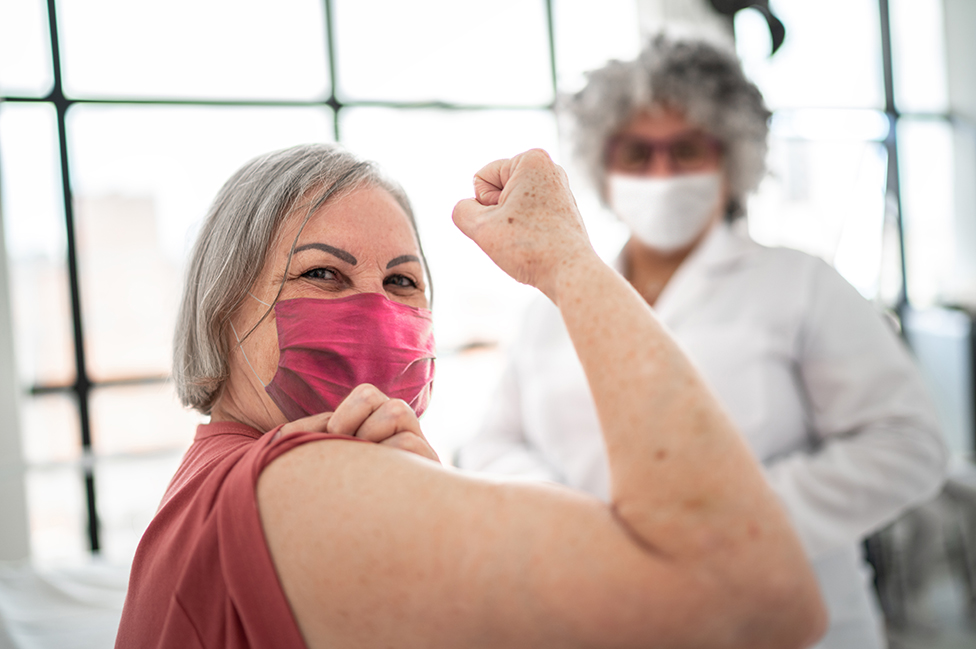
[257,150,826,649]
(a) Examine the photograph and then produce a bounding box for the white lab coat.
[459,222,947,649]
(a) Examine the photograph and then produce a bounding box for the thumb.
[452,197,489,240]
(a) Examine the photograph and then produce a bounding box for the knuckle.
[351,383,376,397]
[387,399,414,419]
[353,383,388,406]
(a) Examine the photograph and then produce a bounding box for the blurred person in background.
[458,36,947,649]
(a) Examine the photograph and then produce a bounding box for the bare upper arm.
[256,439,720,649]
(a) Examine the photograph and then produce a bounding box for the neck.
[624,239,692,306]
[209,380,285,434]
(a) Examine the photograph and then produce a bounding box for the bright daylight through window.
[0,0,958,569]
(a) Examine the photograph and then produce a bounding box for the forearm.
[452,150,825,644]
[552,253,798,560]
[541,253,825,644]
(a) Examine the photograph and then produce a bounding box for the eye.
[621,141,652,166]
[608,137,653,172]
[302,267,340,282]
[384,274,419,290]
[670,140,708,166]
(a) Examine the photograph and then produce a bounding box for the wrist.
[545,248,607,307]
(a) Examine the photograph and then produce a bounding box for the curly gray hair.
[173,143,430,414]
[562,35,771,219]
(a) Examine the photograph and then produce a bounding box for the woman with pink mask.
[459,36,947,649]
[115,142,827,648]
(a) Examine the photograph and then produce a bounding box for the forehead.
[276,184,419,253]
[620,107,701,138]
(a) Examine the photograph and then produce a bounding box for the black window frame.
[0,0,560,554]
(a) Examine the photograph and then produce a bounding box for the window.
[739,0,959,311]
[0,0,641,565]
[2,0,956,565]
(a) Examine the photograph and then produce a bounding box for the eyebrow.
[294,243,357,265]
[386,255,421,269]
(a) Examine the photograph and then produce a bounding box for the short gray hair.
[562,35,771,219]
[173,143,429,414]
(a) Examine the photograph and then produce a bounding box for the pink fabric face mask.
[253,293,436,422]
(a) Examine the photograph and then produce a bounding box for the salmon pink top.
[116,420,358,649]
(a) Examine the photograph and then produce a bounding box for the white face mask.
[608,171,724,252]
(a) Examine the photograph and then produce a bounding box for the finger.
[326,384,389,437]
[472,158,511,206]
[278,411,333,438]
[354,398,422,443]
[471,149,554,207]
[379,431,441,463]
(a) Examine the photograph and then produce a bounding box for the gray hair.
[173,142,430,414]
[562,35,771,219]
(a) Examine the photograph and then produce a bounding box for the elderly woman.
[458,37,947,649]
[115,143,825,648]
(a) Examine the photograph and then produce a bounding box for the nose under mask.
[608,171,723,252]
[234,292,436,421]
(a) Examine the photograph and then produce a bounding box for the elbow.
[806,598,830,648]
[738,561,828,649]
[723,534,828,649]
[770,568,829,649]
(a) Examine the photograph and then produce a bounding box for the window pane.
[20,393,80,465]
[552,0,641,93]
[26,466,87,566]
[334,0,552,105]
[95,452,183,564]
[0,0,53,96]
[736,0,885,110]
[898,118,954,307]
[58,0,329,100]
[747,113,889,299]
[890,0,948,114]
[67,105,333,380]
[90,383,200,455]
[0,103,75,387]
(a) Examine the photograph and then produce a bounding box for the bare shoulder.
[257,435,447,506]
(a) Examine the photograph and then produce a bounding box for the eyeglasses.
[605,133,723,174]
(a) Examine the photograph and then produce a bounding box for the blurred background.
[0,0,974,647]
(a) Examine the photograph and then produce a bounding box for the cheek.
[229,308,281,386]
[249,317,281,381]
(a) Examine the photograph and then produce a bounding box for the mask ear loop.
[230,318,268,389]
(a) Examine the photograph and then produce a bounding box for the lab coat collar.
[680,220,760,273]
[614,221,762,327]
